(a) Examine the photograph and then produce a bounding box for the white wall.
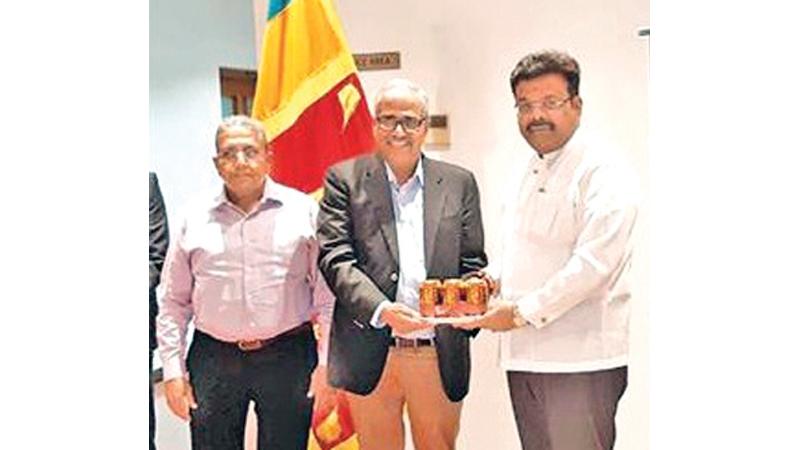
[150,0,258,227]
[327,1,651,449]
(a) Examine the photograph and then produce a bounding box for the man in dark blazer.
[317,79,487,450]
[149,172,169,450]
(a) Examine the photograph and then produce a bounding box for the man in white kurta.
[458,51,639,450]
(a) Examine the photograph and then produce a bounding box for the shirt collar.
[533,125,582,170]
[384,156,425,189]
[537,147,564,168]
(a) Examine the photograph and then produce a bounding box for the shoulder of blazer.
[326,153,381,180]
[423,156,475,184]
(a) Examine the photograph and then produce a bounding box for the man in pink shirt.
[156,115,334,450]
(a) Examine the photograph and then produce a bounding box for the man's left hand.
[308,365,336,413]
[452,300,518,332]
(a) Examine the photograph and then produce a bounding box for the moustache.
[385,137,412,146]
[225,167,258,177]
[526,122,554,133]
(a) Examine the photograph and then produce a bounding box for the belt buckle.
[237,339,263,351]
[395,337,422,348]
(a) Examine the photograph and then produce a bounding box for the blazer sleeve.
[459,172,488,275]
[317,166,392,326]
[149,172,169,290]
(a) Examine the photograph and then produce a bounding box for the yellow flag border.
[261,50,357,139]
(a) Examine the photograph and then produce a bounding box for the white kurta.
[496,129,639,373]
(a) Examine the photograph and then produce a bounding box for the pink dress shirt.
[156,178,333,381]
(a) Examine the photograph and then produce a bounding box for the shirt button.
[540,317,547,324]
[538,187,546,193]
[533,170,539,174]
[390,272,398,282]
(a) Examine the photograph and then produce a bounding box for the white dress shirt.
[494,129,639,373]
[369,160,435,339]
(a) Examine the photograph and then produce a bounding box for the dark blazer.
[149,172,169,350]
[317,154,487,402]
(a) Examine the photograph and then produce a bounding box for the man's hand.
[452,300,518,332]
[462,270,501,297]
[164,376,198,421]
[308,365,336,413]
[380,303,432,334]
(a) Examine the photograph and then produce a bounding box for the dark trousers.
[507,366,628,450]
[187,325,317,450]
[150,349,157,450]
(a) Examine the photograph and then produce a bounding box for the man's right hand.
[462,270,500,297]
[164,376,198,421]
[379,303,431,334]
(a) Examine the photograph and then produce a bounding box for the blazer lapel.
[365,157,399,266]
[423,157,446,273]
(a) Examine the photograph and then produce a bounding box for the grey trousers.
[507,366,628,450]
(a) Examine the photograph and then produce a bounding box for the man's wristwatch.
[511,303,529,328]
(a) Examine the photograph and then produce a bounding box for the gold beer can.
[442,279,462,308]
[419,279,441,317]
[465,278,488,313]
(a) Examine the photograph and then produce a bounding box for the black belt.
[196,322,313,352]
[389,337,435,348]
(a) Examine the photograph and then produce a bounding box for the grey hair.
[372,78,429,118]
[215,115,269,151]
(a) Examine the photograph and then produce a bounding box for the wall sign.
[353,52,401,71]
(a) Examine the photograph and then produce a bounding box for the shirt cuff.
[515,292,551,329]
[161,355,187,381]
[370,301,392,328]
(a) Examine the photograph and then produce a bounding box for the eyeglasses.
[217,147,263,162]
[376,114,427,132]
[515,96,573,115]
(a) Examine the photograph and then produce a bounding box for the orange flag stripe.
[252,0,358,140]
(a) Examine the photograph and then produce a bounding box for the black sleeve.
[459,172,488,275]
[317,167,390,325]
[149,172,169,290]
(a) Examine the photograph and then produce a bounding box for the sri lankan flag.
[252,1,368,449]
[251,0,374,200]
